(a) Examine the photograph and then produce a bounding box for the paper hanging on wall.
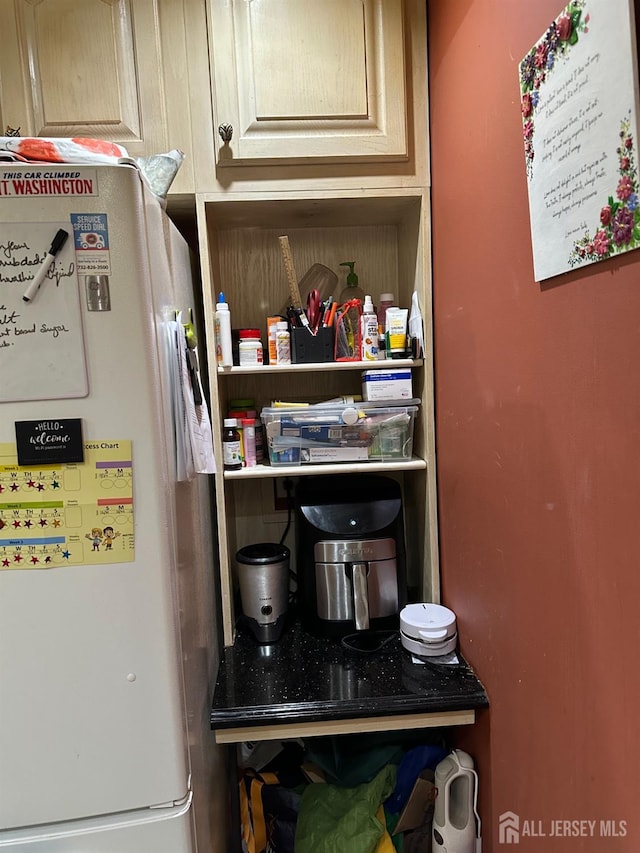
[0,221,88,401]
[519,0,640,282]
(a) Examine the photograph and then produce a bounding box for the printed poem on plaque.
[520,0,640,281]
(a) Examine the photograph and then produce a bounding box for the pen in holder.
[291,326,335,363]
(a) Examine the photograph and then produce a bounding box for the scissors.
[306,288,321,332]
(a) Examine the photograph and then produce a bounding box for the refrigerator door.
[0,166,192,829]
[0,794,193,852]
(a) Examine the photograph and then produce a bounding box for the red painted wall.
[428,2,640,849]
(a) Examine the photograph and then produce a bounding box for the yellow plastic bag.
[374,806,396,853]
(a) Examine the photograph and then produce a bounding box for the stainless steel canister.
[236,543,290,643]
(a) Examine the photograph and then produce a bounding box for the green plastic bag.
[304,734,404,787]
[295,764,397,853]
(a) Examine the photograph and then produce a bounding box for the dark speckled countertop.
[211,620,488,732]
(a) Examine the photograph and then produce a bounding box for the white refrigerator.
[0,164,221,851]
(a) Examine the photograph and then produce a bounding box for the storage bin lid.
[261,399,420,418]
[400,603,457,643]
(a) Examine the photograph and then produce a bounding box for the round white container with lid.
[400,603,457,657]
[239,329,263,365]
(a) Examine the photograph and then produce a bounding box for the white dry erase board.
[0,222,88,402]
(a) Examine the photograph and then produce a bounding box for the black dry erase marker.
[23,229,69,303]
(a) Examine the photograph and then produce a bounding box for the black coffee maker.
[295,474,406,638]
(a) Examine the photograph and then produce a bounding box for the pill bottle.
[267,316,280,364]
[238,329,264,366]
[378,293,396,328]
[222,419,242,470]
[243,410,264,464]
[254,421,265,463]
[275,321,291,364]
[241,418,257,467]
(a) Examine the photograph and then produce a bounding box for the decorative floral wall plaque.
[519,0,640,281]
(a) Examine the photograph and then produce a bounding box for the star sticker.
[24,519,33,528]
[62,550,71,559]
[44,555,52,564]
[2,558,9,567]
[51,480,60,489]
[36,483,45,492]
[27,479,35,488]
[10,483,19,492]
[0,484,4,493]
[12,520,21,528]
[30,556,39,565]
[39,518,47,527]
[0,519,5,530]
[13,553,22,562]
[52,518,61,527]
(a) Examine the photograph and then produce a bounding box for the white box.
[362,368,413,401]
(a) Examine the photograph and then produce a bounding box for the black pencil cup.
[291,326,335,364]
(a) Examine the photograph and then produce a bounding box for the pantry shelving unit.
[217,356,420,375]
[197,188,440,648]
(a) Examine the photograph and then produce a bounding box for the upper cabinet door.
[0,0,163,156]
[209,0,408,166]
[0,0,206,194]
[0,0,165,157]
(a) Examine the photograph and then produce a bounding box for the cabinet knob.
[218,124,233,144]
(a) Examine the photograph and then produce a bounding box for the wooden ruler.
[278,235,302,308]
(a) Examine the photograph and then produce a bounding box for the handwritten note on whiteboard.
[519,0,640,281]
[0,222,88,402]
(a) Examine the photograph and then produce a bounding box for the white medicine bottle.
[238,329,263,366]
[275,321,291,364]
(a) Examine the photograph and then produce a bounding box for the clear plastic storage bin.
[260,401,419,466]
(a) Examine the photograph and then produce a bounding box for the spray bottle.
[360,294,379,360]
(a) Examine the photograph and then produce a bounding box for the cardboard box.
[394,769,437,835]
[362,368,413,401]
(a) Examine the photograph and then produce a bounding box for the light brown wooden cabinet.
[197,189,440,648]
[0,0,427,198]
[195,0,437,647]
[207,0,407,168]
[0,0,207,196]
[193,0,429,194]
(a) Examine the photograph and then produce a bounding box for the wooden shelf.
[218,358,421,376]
[223,458,427,479]
[214,711,478,744]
